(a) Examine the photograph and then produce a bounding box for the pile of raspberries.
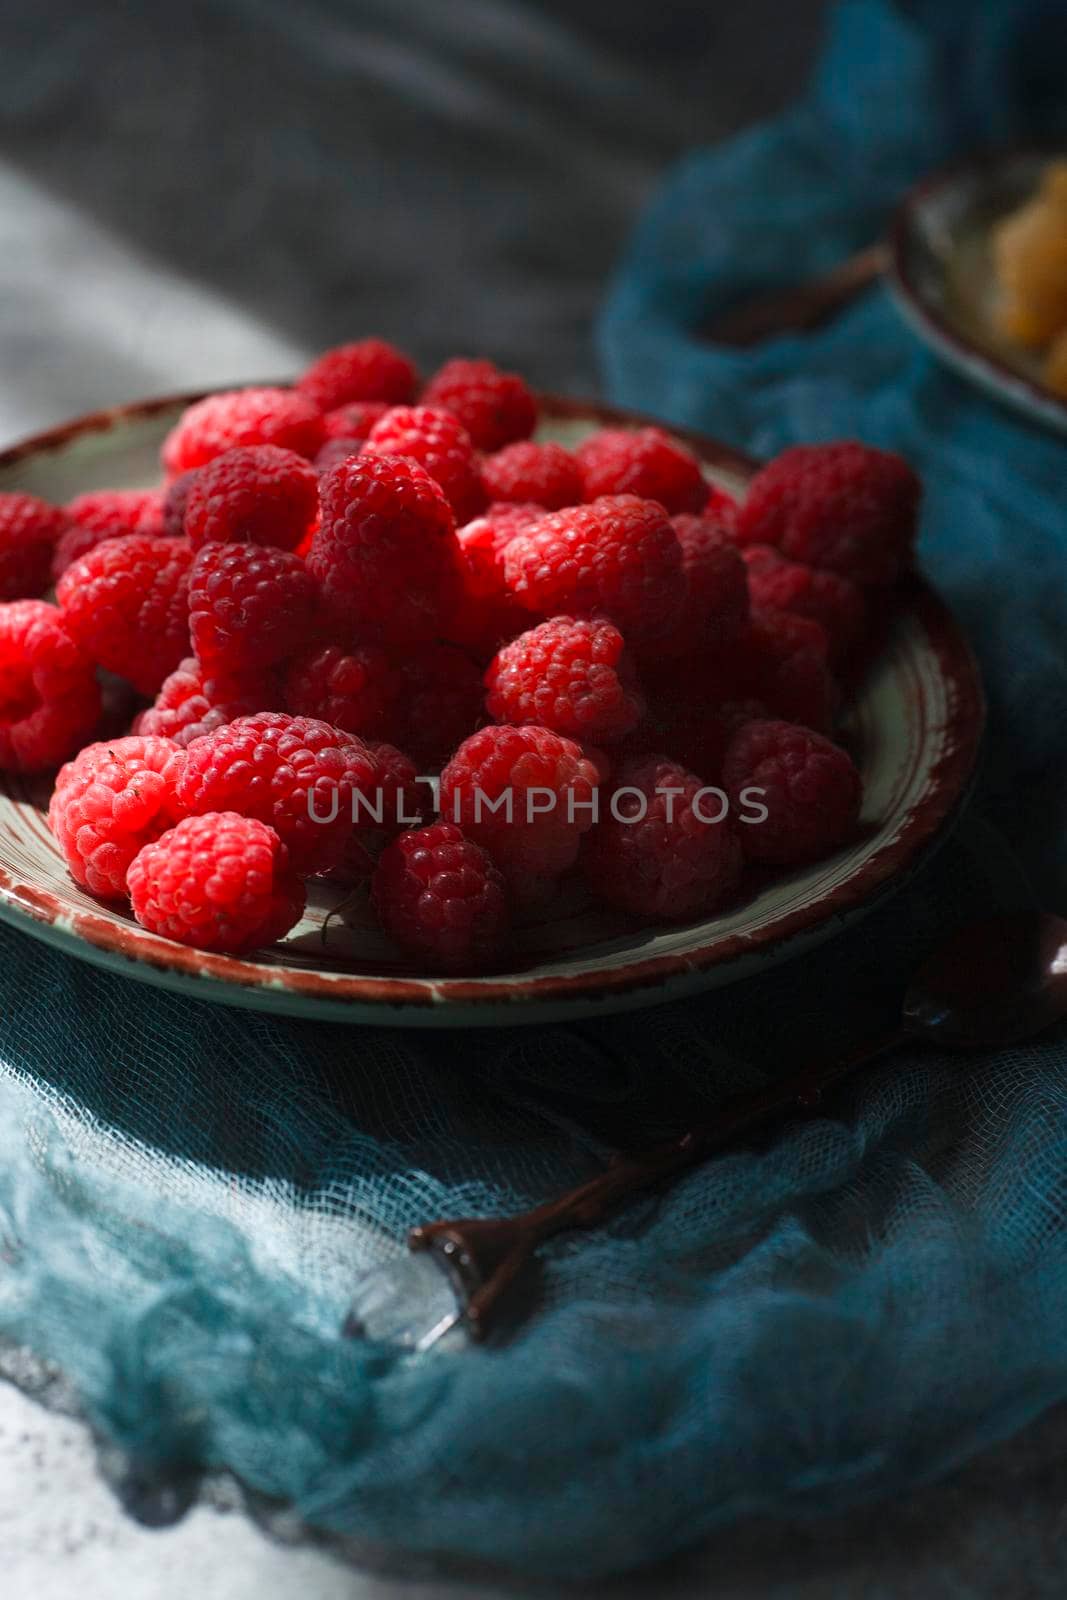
[0,338,922,972]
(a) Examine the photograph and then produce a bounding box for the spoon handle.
[702,242,888,347]
[412,1024,905,1338]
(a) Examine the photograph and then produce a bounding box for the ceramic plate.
[0,394,984,1026]
[887,148,1067,435]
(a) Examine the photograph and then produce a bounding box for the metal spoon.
[346,911,1067,1348]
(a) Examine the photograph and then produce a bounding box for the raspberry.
[581,755,742,921]
[308,454,462,646]
[188,542,317,677]
[575,427,709,515]
[53,490,165,580]
[440,723,599,889]
[128,812,304,954]
[296,339,418,412]
[364,405,485,523]
[320,740,425,887]
[628,691,766,783]
[57,534,193,695]
[393,642,484,770]
[371,822,509,972]
[743,608,836,732]
[485,616,643,744]
[0,601,100,772]
[132,657,271,748]
[162,387,325,475]
[735,442,921,587]
[503,494,684,646]
[161,470,199,538]
[183,446,319,552]
[0,492,70,599]
[722,719,862,865]
[742,545,865,662]
[421,357,537,452]
[659,510,750,659]
[479,441,581,510]
[447,502,543,655]
[320,401,391,441]
[283,642,403,741]
[177,712,383,875]
[313,439,366,474]
[48,733,185,898]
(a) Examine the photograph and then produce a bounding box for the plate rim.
[886,143,1067,434]
[0,391,985,1023]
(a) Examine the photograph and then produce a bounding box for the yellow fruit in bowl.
[993,160,1067,348]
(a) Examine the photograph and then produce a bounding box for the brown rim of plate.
[0,390,985,1012]
[887,144,1067,428]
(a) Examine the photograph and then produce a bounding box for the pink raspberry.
[440,723,600,891]
[659,509,750,660]
[503,494,684,646]
[308,454,463,646]
[132,657,271,748]
[183,445,319,552]
[371,822,510,973]
[392,642,484,771]
[485,616,643,743]
[0,600,100,772]
[364,404,485,523]
[581,755,742,920]
[320,401,391,441]
[176,712,383,875]
[735,442,921,587]
[722,719,862,865]
[161,387,325,475]
[57,534,193,695]
[296,339,418,412]
[0,492,70,599]
[421,357,537,451]
[479,441,581,510]
[742,545,865,661]
[128,812,304,954]
[189,542,318,677]
[48,733,186,899]
[575,427,709,515]
[283,642,403,741]
[53,490,165,580]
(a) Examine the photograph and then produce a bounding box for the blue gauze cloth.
[0,0,1066,1581]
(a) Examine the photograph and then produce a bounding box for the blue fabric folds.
[1,0,1066,1582]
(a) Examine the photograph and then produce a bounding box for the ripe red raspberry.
[283,642,403,741]
[503,494,684,646]
[177,712,383,875]
[0,601,100,771]
[320,740,426,887]
[132,657,271,748]
[743,607,836,732]
[57,534,193,694]
[479,441,581,510]
[364,405,485,523]
[162,387,326,475]
[189,542,317,677]
[371,822,509,973]
[393,642,484,770]
[658,510,750,660]
[440,724,600,891]
[183,445,319,552]
[161,470,199,538]
[0,492,70,599]
[485,616,643,744]
[575,427,709,515]
[296,339,418,412]
[52,490,166,581]
[128,812,304,954]
[308,454,462,646]
[735,442,921,587]
[48,733,185,898]
[446,502,542,656]
[421,357,537,451]
[742,545,865,662]
[581,755,742,921]
[722,719,862,865]
[320,401,391,441]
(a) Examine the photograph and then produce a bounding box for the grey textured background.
[2,1,1066,1593]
